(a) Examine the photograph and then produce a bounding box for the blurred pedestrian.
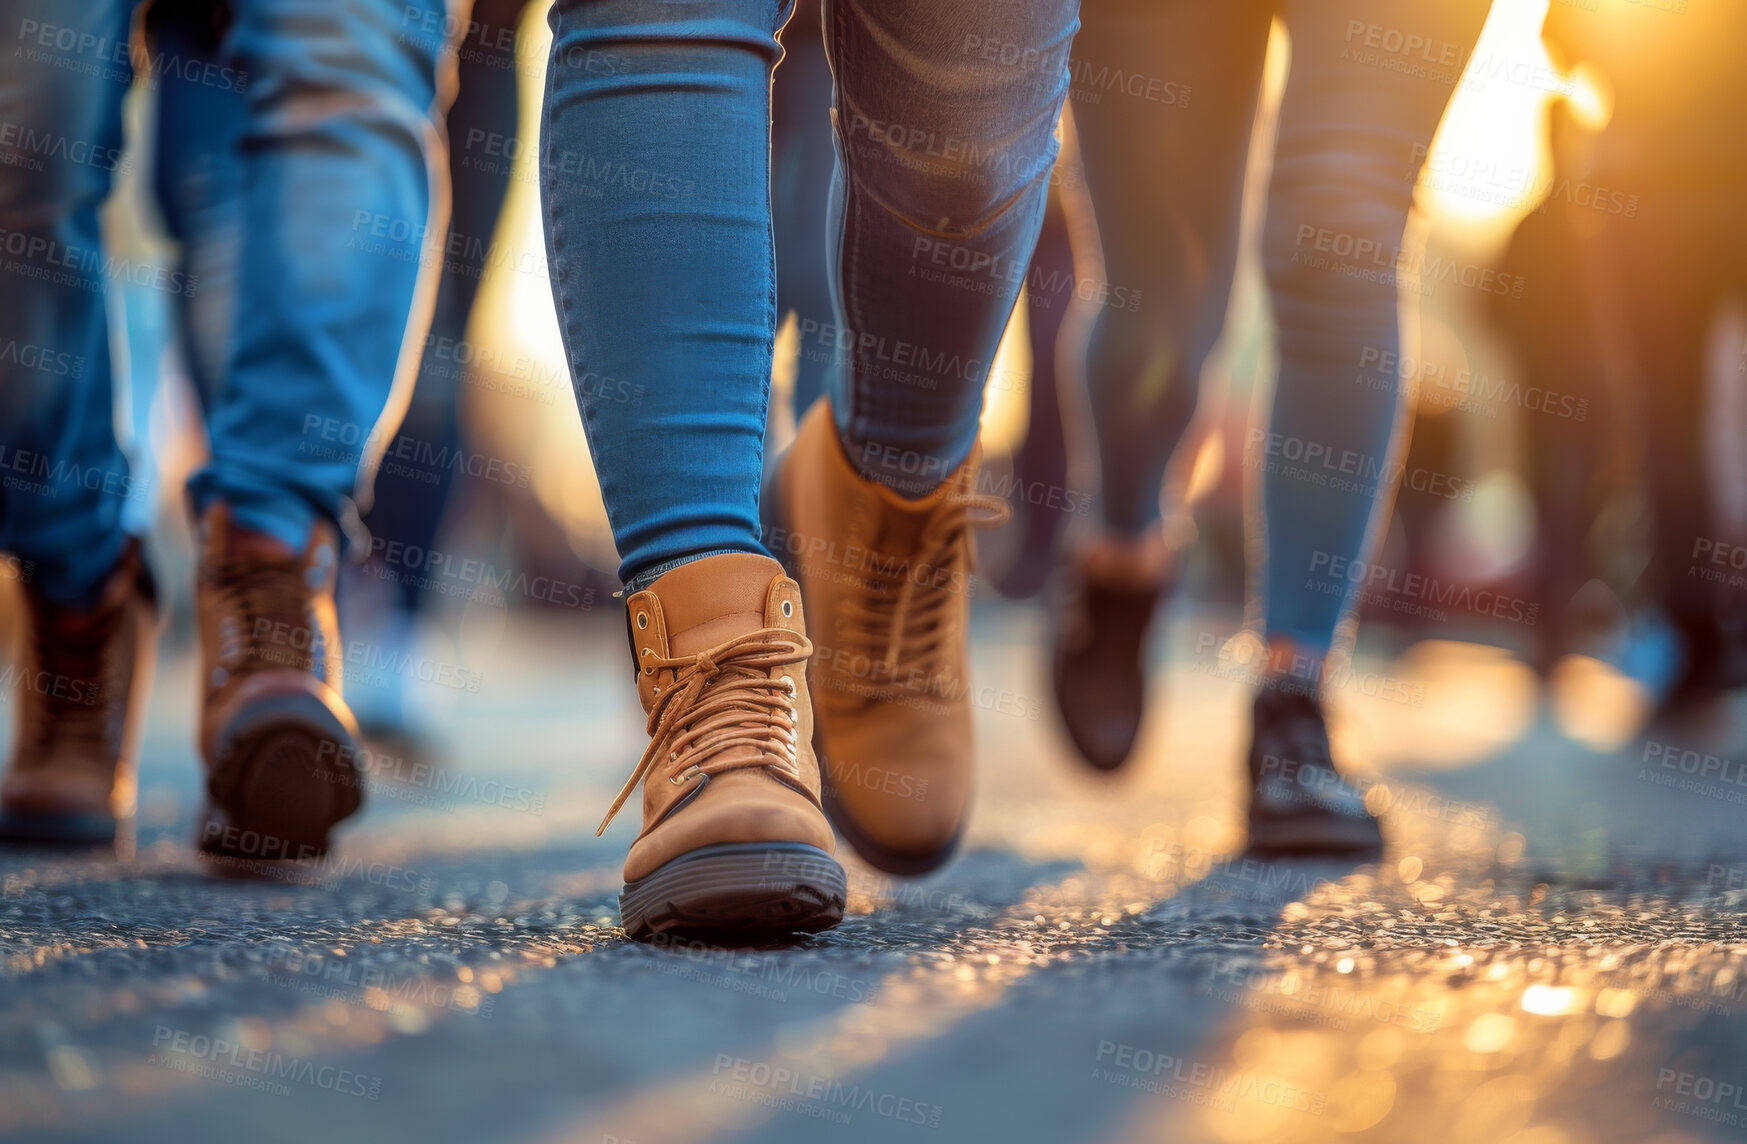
[0,0,450,861]
[1049,0,1492,854]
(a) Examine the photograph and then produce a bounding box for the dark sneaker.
[195,504,364,868]
[1246,682,1384,855]
[0,542,157,846]
[1051,532,1173,772]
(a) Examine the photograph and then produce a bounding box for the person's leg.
[363,0,530,613]
[1258,0,1491,666]
[148,0,245,406]
[543,0,783,588]
[1050,0,1271,772]
[346,0,531,742]
[190,0,451,867]
[542,0,845,942]
[188,0,448,549]
[821,0,1079,497]
[1073,0,1272,537]
[0,0,158,846]
[1244,0,1491,854]
[0,0,139,601]
[1606,181,1733,704]
[771,0,838,423]
[767,0,1078,874]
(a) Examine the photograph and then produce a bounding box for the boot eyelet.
[636,612,649,630]
[781,599,793,618]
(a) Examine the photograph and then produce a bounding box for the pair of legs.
[1075,0,1491,655]
[1053,0,1489,849]
[0,0,447,852]
[540,0,1078,940]
[545,0,1076,582]
[0,0,444,582]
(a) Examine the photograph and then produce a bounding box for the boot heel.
[199,688,364,865]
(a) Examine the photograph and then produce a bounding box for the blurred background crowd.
[16,0,1746,766]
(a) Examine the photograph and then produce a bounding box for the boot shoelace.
[597,628,813,835]
[20,591,125,759]
[206,550,322,675]
[838,491,1010,696]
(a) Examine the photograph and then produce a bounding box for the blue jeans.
[1070,0,1490,653]
[0,0,447,601]
[542,0,1079,586]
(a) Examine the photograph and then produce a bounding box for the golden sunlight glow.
[1418,0,1558,242]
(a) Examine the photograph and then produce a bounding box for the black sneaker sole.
[198,689,364,869]
[1246,811,1384,858]
[619,841,846,945]
[0,809,118,847]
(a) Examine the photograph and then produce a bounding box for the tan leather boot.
[607,552,844,942]
[195,504,364,866]
[0,542,156,846]
[764,401,1009,874]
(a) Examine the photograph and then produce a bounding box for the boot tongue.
[864,467,964,559]
[648,554,784,657]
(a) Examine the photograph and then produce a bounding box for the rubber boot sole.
[1246,809,1384,858]
[0,809,118,847]
[198,688,364,870]
[619,841,846,945]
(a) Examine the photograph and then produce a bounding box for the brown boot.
[607,552,844,943]
[0,542,156,845]
[1051,529,1175,772]
[195,504,363,866]
[764,401,1009,874]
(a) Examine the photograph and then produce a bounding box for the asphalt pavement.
[4,601,1747,1144]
